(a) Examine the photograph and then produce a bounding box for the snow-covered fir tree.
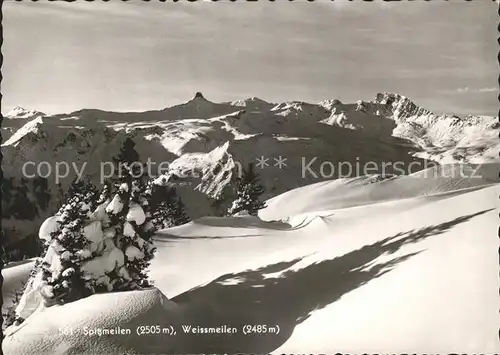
[41,180,100,304]
[139,182,190,240]
[228,163,267,216]
[67,178,99,203]
[168,190,190,226]
[105,137,155,289]
[56,178,99,214]
[10,139,192,326]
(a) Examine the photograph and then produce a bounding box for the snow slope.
[260,162,500,220]
[274,185,499,353]
[3,174,499,354]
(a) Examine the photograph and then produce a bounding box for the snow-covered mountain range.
[5,92,498,164]
[2,92,499,253]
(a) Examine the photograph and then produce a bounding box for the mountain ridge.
[7,91,496,124]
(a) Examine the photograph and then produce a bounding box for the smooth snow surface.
[4,173,498,354]
[260,163,499,220]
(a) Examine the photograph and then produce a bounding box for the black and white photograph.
[1,1,499,354]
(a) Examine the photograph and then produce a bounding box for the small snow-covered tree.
[42,181,100,304]
[228,163,266,216]
[158,185,190,227]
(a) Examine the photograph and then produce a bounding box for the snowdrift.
[260,163,500,220]
[3,288,181,355]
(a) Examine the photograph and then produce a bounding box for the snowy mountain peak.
[318,99,342,111]
[157,92,238,120]
[373,92,407,105]
[6,106,46,119]
[168,92,216,110]
[371,92,432,120]
[194,92,206,100]
[229,97,274,111]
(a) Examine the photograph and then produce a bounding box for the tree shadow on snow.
[155,233,265,241]
[166,209,491,354]
[191,216,292,230]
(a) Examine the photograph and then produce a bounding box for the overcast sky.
[3,1,498,116]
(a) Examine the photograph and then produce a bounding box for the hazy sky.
[3,1,498,116]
